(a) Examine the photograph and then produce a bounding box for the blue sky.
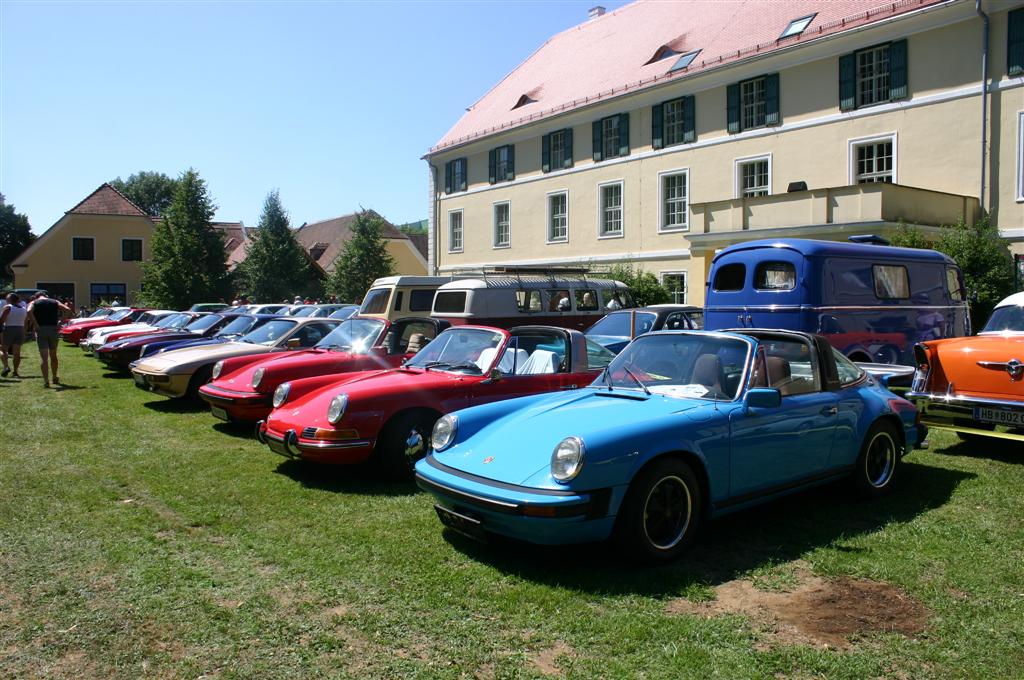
[1,0,626,233]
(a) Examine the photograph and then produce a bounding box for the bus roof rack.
[848,234,891,245]
[444,265,592,277]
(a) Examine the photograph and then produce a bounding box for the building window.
[1017,111,1024,202]
[90,283,126,306]
[780,13,816,39]
[727,74,779,133]
[662,272,688,304]
[493,202,510,248]
[548,192,568,242]
[72,237,94,261]
[853,139,894,184]
[653,96,695,149]
[444,158,467,194]
[542,128,573,173]
[122,239,143,261]
[1010,8,1023,76]
[840,40,907,111]
[660,171,688,232]
[592,114,629,161]
[740,77,767,130]
[737,157,771,197]
[488,145,515,184]
[598,182,623,238]
[448,210,463,253]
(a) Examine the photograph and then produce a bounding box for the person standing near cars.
[1,293,27,377]
[27,292,73,387]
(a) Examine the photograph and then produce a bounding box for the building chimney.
[589,6,606,18]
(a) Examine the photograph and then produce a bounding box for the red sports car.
[256,325,616,476]
[199,316,448,422]
[58,308,149,344]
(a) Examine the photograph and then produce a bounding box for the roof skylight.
[645,45,680,65]
[668,50,701,73]
[779,13,816,39]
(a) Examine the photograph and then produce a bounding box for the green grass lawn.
[1,347,1022,678]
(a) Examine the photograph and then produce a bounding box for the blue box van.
[704,238,969,365]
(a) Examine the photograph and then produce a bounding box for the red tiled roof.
[212,222,247,255]
[66,183,151,217]
[431,0,947,152]
[294,211,406,274]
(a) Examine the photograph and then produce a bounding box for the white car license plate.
[973,406,1023,426]
[211,406,228,421]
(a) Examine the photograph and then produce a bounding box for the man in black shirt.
[27,293,73,388]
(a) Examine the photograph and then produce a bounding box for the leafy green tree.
[888,220,931,249]
[0,194,34,287]
[140,169,230,308]
[325,210,396,303]
[604,263,671,307]
[110,171,180,216]
[237,191,319,301]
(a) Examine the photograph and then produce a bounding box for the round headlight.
[431,414,458,451]
[551,436,585,483]
[272,382,291,408]
[252,367,265,389]
[327,394,348,424]
[212,360,224,379]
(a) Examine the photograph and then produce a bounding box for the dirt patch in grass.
[666,572,928,649]
[527,640,576,676]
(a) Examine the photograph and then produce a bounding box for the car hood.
[105,331,196,350]
[218,348,357,391]
[435,388,708,487]
[90,323,156,339]
[928,335,1024,398]
[135,341,274,374]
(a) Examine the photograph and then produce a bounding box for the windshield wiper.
[447,361,483,374]
[421,360,452,371]
[621,366,651,396]
[602,368,614,392]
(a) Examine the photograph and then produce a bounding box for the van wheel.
[851,421,901,497]
[613,458,703,563]
[376,412,436,479]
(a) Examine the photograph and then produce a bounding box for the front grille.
[301,427,318,439]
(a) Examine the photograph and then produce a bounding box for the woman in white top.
[1,293,27,377]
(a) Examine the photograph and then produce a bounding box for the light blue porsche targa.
[415,329,924,562]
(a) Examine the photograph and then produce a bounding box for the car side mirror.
[482,367,502,384]
[745,387,781,410]
[286,338,301,348]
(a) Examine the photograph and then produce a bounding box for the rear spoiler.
[856,362,915,387]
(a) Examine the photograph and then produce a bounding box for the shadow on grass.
[937,436,1024,466]
[441,460,972,595]
[52,383,87,391]
[101,370,131,379]
[143,398,208,414]
[212,421,259,440]
[274,459,418,497]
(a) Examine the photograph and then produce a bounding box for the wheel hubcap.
[642,475,692,550]
[404,429,425,461]
[865,432,896,488]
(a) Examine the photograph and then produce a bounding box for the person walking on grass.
[26,292,73,387]
[1,293,28,378]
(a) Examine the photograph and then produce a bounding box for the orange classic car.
[909,292,1024,442]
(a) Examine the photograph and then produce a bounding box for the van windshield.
[360,289,391,314]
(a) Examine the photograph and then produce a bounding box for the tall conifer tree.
[237,191,318,301]
[325,210,396,303]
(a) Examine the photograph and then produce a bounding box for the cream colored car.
[130,317,340,398]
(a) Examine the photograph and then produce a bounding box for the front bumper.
[257,421,374,464]
[199,385,273,422]
[131,369,190,398]
[414,454,617,545]
[908,391,1024,442]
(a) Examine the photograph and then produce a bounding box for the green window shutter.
[682,95,696,143]
[541,134,551,173]
[889,39,908,101]
[726,83,740,133]
[618,112,630,157]
[651,103,664,150]
[488,149,497,184]
[839,54,856,111]
[592,120,603,162]
[765,73,781,125]
[444,161,452,194]
[458,158,467,192]
[1008,8,1024,76]
[506,145,515,181]
[562,128,574,169]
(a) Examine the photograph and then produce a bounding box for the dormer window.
[309,243,327,261]
[645,45,679,65]
[668,50,701,73]
[512,93,537,110]
[780,13,815,39]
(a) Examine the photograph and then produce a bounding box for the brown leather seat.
[691,354,725,393]
[766,356,794,395]
[406,333,427,354]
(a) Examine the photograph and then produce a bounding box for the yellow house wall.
[429,7,1024,304]
[386,239,428,276]
[12,213,153,308]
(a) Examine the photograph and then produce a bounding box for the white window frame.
[733,154,772,199]
[596,180,624,240]
[1017,110,1024,202]
[549,130,565,170]
[661,271,689,304]
[662,98,687,147]
[855,44,891,109]
[739,76,767,131]
[492,201,511,249]
[658,168,689,233]
[447,209,464,254]
[848,132,897,185]
[547,190,569,244]
[71,236,96,261]
[120,237,144,262]
[602,116,621,160]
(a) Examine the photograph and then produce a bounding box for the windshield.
[109,309,133,321]
[240,319,297,345]
[981,305,1024,333]
[329,306,359,320]
[291,307,316,317]
[215,316,258,337]
[585,339,617,370]
[90,308,111,318]
[137,313,160,325]
[405,328,504,374]
[156,313,188,329]
[586,311,657,338]
[315,318,384,351]
[185,314,222,332]
[594,333,750,400]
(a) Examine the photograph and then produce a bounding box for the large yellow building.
[425,0,1024,304]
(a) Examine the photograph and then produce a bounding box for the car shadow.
[142,399,208,414]
[101,371,131,379]
[939,437,1024,465]
[439,460,972,595]
[273,460,418,497]
[212,422,258,440]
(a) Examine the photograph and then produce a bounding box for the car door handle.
[559,384,578,390]
[820,406,838,416]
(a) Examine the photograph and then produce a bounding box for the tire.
[375,411,436,479]
[613,458,703,563]
[851,421,901,497]
[187,365,214,398]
